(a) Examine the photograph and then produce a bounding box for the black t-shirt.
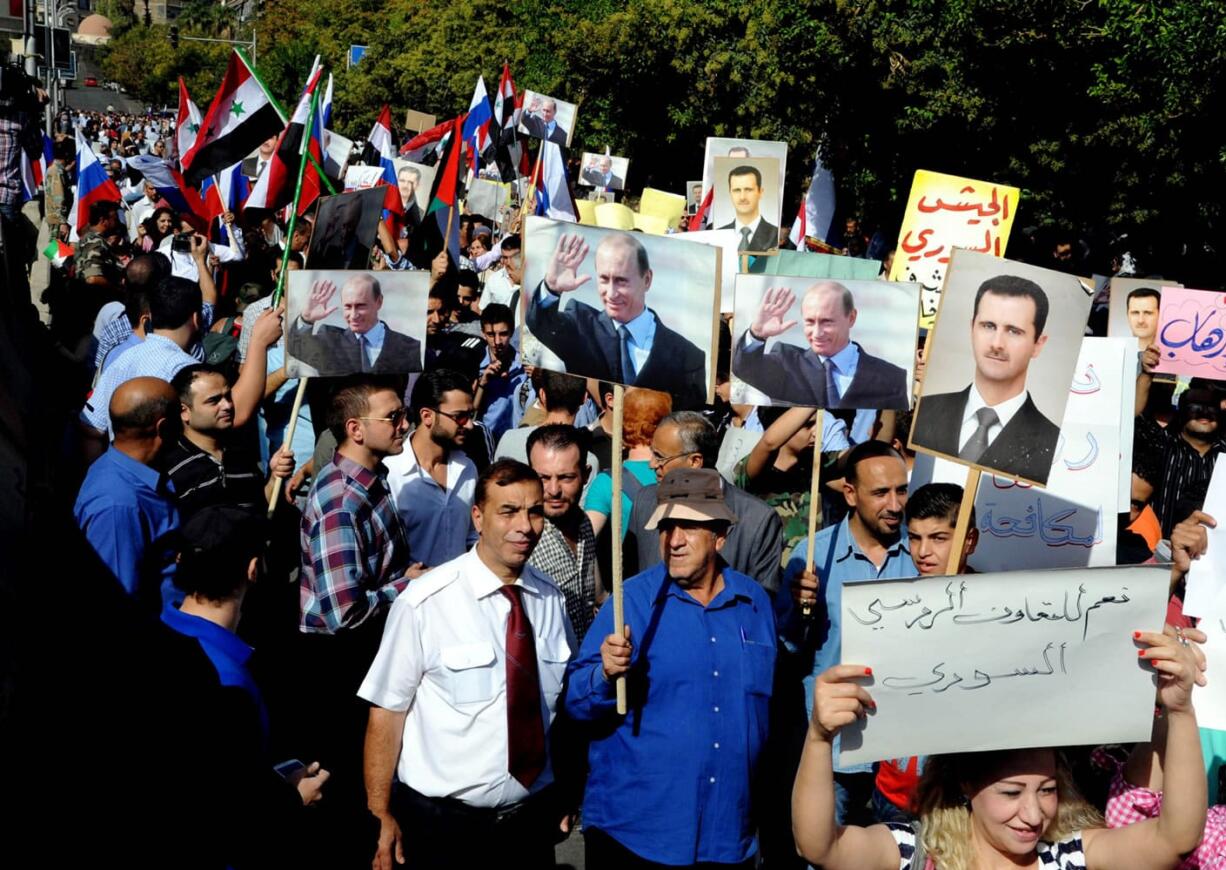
[159,436,266,518]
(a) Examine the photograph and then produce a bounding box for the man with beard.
[527,424,598,641]
[385,369,480,568]
[778,440,915,825]
[473,303,528,443]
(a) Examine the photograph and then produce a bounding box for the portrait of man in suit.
[734,280,910,409]
[289,273,423,376]
[396,164,423,229]
[580,155,624,190]
[911,274,1059,484]
[718,164,778,252]
[526,231,708,409]
[241,136,277,183]
[518,95,570,146]
[1126,285,1160,351]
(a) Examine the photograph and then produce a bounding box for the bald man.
[528,231,707,410]
[74,377,181,604]
[290,272,423,375]
[734,280,909,408]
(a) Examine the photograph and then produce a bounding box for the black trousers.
[390,782,559,868]
[584,827,755,870]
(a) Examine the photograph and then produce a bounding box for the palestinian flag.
[407,117,465,268]
[425,116,464,217]
[182,50,283,187]
[244,67,324,216]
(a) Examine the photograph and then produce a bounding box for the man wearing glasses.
[298,376,429,868]
[386,369,481,568]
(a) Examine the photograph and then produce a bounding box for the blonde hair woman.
[792,627,1208,870]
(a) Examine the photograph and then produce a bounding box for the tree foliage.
[100,0,1226,281]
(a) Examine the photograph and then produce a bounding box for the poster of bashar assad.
[733,275,920,409]
[711,156,782,253]
[910,249,1093,486]
[522,216,720,410]
[578,153,629,191]
[517,91,578,148]
[391,159,437,230]
[686,180,702,214]
[1107,276,1182,351]
[699,137,787,212]
[307,188,386,271]
[285,270,429,378]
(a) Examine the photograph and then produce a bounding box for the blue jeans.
[871,787,915,825]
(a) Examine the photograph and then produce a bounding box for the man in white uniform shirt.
[361,459,576,868]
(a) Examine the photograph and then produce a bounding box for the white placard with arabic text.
[1194,591,1226,731]
[839,565,1169,764]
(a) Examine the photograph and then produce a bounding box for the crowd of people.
[3,100,1224,870]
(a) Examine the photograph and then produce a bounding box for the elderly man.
[718,164,777,252]
[528,231,707,409]
[362,459,575,868]
[290,273,423,375]
[565,467,776,868]
[735,280,909,409]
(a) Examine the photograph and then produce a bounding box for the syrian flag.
[127,154,211,232]
[406,116,464,267]
[788,146,837,249]
[73,127,124,234]
[174,77,203,171]
[399,116,455,164]
[364,105,405,218]
[244,67,325,216]
[534,141,577,222]
[181,50,284,187]
[460,76,494,173]
[492,64,526,180]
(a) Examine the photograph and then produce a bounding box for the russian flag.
[128,154,211,233]
[460,76,493,172]
[73,127,124,234]
[201,161,250,227]
[533,141,577,222]
[20,132,52,202]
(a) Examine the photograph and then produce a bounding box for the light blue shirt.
[778,516,916,773]
[821,341,860,399]
[84,333,196,433]
[616,307,656,376]
[359,321,387,368]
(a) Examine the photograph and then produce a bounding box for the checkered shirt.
[94,303,215,374]
[527,515,596,640]
[83,333,197,433]
[300,451,412,635]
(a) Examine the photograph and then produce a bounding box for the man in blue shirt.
[565,468,775,868]
[474,302,529,444]
[74,376,181,606]
[778,439,916,825]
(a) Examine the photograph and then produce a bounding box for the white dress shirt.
[957,383,1029,453]
[733,214,762,246]
[384,443,479,567]
[358,548,575,807]
[157,230,246,281]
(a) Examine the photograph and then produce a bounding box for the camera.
[0,60,42,113]
[171,232,194,254]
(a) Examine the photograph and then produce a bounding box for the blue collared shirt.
[564,562,776,865]
[84,333,197,433]
[822,341,860,399]
[614,307,656,377]
[359,321,387,368]
[73,446,180,601]
[778,516,916,773]
[477,347,528,443]
[161,602,269,745]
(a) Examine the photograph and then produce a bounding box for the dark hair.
[660,410,719,468]
[481,303,514,330]
[539,371,587,415]
[282,250,305,268]
[598,232,650,277]
[171,363,229,406]
[148,276,202,331]
[53,137,74,162]
[109,387,177,438]
[475,458,542,508]
[88,200,120,225]
[500,233,521,253]
[327,376,400,443]
[409,368,473,424]
[972,275,1050,337]
[727,164,762,189]
[173,506,269,601]
[526,423,589,472]
[456,269,480,291]
[428,282,457,311]
[141,206,176,243]
[1126,286,1160,307]
[844,440,906,484]
[905,483,965,526]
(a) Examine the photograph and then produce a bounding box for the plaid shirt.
[300,451,412,635]
[0,115,23,208]
[527,515,596,640]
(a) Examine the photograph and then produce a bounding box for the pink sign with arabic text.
[1154,286,1226,377]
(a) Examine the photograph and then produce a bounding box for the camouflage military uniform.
[74,228,121,286]
[43,161,71,232]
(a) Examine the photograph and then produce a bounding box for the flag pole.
[611,384,628,714]
[267,82,323,518]
[521,145,543,222]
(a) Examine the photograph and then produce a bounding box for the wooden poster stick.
[945,467,981,576]
[266,377,308,517]
[611,383,628,714]
[802,410,825,616]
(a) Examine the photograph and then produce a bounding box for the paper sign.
[465,178,510,219]
[839,565,1169,764]
[684,229,739,313]
[639,188,687,228]
[343,165,384,191]
[1153,286,1226,377]
[632,212,669,235]
[760,250,882,280]
[888,170,1020,329]
[594,202,635,230]
[575,198,598,226]
[1184,459,1226,618]
[1194,592,1226,731]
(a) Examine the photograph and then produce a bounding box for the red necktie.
[500,585,545,787]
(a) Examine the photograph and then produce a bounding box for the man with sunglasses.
[386,370,481,569]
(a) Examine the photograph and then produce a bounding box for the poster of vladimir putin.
[517,91,577,148]
[910,249,1093,486]
[522,216,720,410]
[285,271,429,378]
[733,275,920,409]
[578,153,629,191]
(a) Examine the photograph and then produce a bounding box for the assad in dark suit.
[733,281,910,409]
[719,163,779,251]
[526,231,708,410]
[718,218,779,253]
[289,274,422,375]
[519,98,569,146]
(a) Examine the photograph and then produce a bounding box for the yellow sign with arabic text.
[888,170,1020,329]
